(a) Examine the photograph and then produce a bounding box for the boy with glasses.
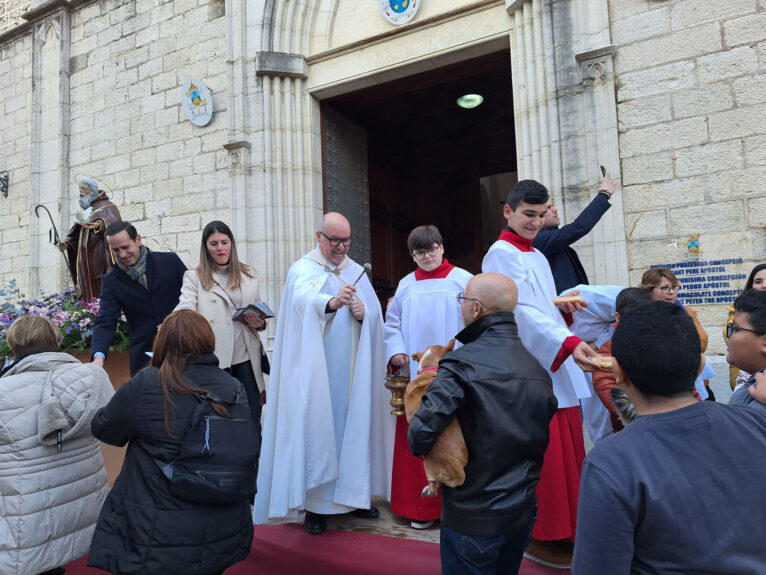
[728,289,766,412]
[384,225,472,530]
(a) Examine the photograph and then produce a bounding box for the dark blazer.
[533,193,611,294]
[408,312,557,536]
[88,354,253,574]
[91,251,187,375]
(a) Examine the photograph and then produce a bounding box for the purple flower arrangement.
[0,281,129,358]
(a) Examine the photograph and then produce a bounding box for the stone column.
[507,0,564,194]
[223,140,250,259]
[577,47,628,285]
[247,51,321,348]
[506,0,628,286]
[29,9,70,295]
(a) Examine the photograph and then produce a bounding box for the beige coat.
[175,268,266,392]
[0,352,113,575]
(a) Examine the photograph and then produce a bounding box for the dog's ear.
[445,339,455,352]
[412,352,423,363]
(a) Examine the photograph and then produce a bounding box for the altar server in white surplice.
[567,283,626,445]
[253,213,394,536]
[482,180,601,561]
[384,225,472,530]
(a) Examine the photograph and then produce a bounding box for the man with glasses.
[384,225,472,530]
[408,272,557,575]
[254,212,394,536]
[728,288,766,412]
[482,179,600,567]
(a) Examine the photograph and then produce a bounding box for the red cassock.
[390,416,442,521]
[484,230,590,542]
[533,406,586,540]
[384,260,472,522]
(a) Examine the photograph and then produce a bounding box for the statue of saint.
[58,178,122,300]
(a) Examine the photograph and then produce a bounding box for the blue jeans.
[440,519,534,575]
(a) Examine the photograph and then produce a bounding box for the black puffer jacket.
[408,312,557,536]
[88,354,253,575]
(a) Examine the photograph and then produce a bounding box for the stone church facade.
[1,0,764,353]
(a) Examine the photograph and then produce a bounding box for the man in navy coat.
[90,221,187,375]
[532,173,616,294]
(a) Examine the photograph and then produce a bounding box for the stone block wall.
[611,0,766,352]
[0,33,33,293]
[68,0,230,269]
[0,0,30,34]
[0,0,230,297]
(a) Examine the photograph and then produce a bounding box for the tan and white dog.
[404,339,469,497]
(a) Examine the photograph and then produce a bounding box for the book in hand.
[232,301,275,323]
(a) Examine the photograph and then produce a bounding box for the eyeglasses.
[725,322,766,338]
[655,285,679,293]
[412,246,440,259]
[457,292,484,310]
[319,230,351,247]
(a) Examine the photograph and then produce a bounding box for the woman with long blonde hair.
[175,220,268,439]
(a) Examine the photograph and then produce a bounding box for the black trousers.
[229,360,262,444]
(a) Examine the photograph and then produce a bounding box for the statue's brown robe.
[64,192,122,300]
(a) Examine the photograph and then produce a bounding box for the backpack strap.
[195,391,237,407]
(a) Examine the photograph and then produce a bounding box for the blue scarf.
[117,245,149,290]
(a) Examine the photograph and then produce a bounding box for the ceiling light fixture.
[456,94,484,109]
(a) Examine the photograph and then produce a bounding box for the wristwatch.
[598,189,612,199]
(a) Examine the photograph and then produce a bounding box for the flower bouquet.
[0,280,129,359]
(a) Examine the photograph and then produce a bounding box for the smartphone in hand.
[600,165,607,177]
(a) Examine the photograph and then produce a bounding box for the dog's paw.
[421,484,438,498]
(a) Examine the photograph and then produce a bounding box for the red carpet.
[65,524,570,574]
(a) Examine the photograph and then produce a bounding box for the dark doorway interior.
[322,48,517,303]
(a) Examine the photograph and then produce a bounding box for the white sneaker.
[410,520,435,530]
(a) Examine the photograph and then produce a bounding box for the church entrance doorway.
[321,47,517,304]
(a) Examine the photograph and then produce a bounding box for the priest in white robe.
[383,225,472,529]
[482,180,600,565]
[253,213,394,535]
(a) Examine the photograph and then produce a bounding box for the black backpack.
[151,386,260,504]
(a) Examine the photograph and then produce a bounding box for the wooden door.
[321,103,371,266]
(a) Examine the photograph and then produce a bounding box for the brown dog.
[404,339,469,497]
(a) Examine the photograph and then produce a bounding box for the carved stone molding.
[505,0,528,15]
[255,51,308,79]
[223,141,251,150]
[575,44,615,62]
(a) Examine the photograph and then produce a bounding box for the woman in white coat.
[175,220,267,438]
[0,315,113,575]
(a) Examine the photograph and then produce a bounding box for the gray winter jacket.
[0,352,113,575]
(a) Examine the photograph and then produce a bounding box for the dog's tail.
[610,387,636,426]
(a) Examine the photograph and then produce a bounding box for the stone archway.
[239,0,628,324]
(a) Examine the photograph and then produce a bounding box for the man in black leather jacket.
[408,272,558,575]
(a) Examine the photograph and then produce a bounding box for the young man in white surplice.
[384,225,472,530]
[482,179,601,566]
